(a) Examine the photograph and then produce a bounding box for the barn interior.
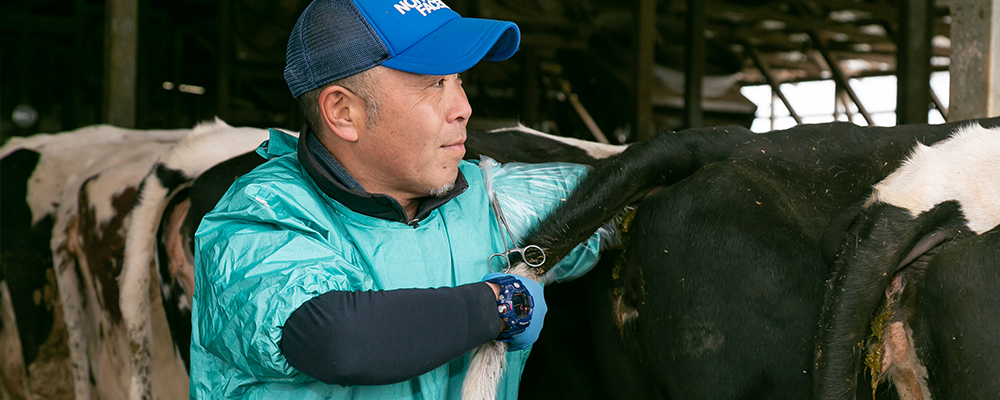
[2,2,999,400]
[1,0,997,143]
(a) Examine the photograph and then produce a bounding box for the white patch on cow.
[81,159,154,228]
[1,124,189,224]
[157,117,279,177]
[120,172,168,400]
[488,124,627,159]
[867,124,1000,234]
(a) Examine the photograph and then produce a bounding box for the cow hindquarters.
[815,201,972,400]
[912,226,1000,399]
[619,163,827,400]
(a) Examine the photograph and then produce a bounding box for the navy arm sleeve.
[279,282,502,386]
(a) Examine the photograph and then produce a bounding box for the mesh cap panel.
[284,0,389,98]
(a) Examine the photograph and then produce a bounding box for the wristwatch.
[485,274,534,342]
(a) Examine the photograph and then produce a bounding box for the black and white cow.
[124,118,1000,400]
[813,123,1000,400]
[0,120,269,400]
[507,118,1000,400]
[23,116,996,400]
[0,124,190,399]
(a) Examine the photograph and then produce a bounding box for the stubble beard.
[428,182,456,198]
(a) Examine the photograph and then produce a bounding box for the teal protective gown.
[190,129,601,399]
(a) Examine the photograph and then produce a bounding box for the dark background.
[1,0,951,144]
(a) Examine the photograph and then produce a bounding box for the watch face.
[511,292,532,319]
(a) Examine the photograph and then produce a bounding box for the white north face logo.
[393,0,450,16]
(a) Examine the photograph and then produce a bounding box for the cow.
[493,118,1000,400]
[813,123,1000,400]
[123,118,1000,400]
[0,120,264,400]
[0,124,190,399]
[19,117,996,399]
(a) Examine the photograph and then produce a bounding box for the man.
[189,0,604,399]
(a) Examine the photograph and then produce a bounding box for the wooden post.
[949,0,1000,120]
[103,0,138,128]
[634,0,655,140]
[683,0,705,129]
[896,0,933,124]
[747,44,802,124]
[809,32,875,125]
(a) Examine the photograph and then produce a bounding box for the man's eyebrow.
[408,73,444,84]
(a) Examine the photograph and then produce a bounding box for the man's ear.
[318,85,363,142]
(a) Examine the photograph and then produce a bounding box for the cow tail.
[462,263,542,399]
[526,126,743,273]
[463,341,507,400]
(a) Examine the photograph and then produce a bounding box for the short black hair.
[296,67,383,134]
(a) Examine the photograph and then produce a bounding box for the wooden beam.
[839,88,856,123]
[896,0,933,124]
[747,44,802,124]
[683,0,705,129]
[561,80,611,144]
[808,31,875,125]
[103,0,137,128]
[949,0,1000,120]
[930,86,948,121]
[634,0,655,140]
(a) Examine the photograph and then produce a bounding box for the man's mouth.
[442,138,466,152]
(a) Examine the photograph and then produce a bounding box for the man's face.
[355,68,471,200]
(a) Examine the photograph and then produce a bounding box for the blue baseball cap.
[285,0,521,98]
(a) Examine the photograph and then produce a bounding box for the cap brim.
[381,18,520,75]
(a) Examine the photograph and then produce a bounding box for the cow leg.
[1,281,32,399]
[53,215,92,400]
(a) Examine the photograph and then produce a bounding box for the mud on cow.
[511,118,1000,400]
[813,123,1000,400]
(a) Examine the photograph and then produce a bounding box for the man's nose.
[447,83,472,123]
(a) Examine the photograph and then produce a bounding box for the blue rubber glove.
[481,272,547,351]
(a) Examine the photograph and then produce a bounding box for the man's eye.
[433,78,446,87]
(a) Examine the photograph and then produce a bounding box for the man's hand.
[481,272,547,351]
[597,204,636,251]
